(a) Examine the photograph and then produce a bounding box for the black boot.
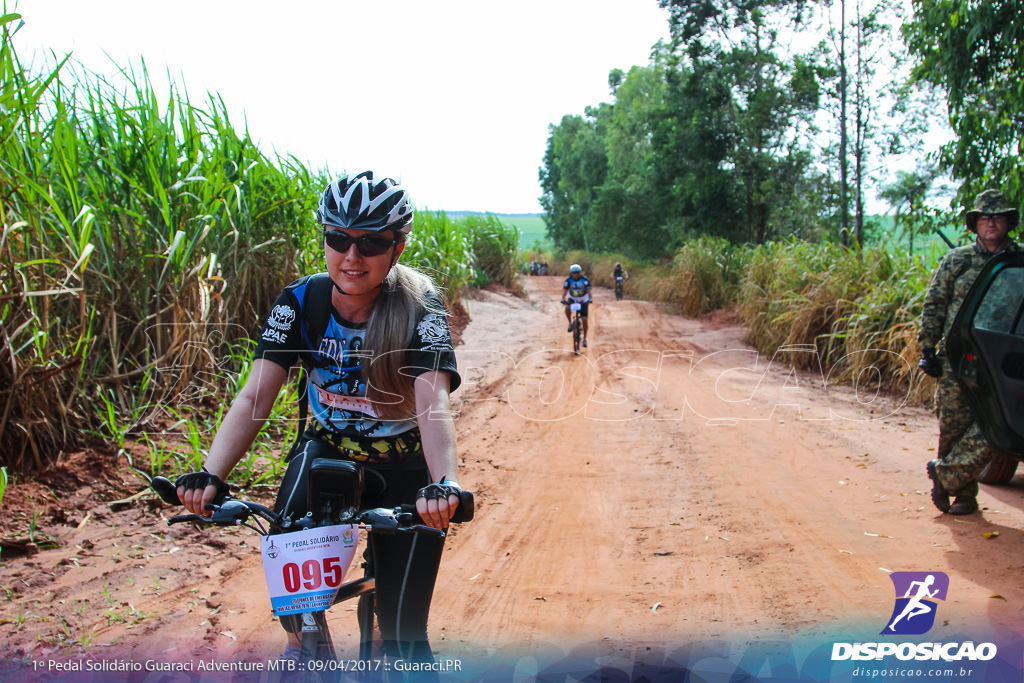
[926,460,950,513]
[949,495,978,515]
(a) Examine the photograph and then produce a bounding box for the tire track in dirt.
[437,279,828,652]
[433,276,1024,660]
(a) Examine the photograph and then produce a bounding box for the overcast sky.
[13,0,670,214]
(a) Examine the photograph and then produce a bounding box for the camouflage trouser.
[932,361,994,497]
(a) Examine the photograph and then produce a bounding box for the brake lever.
[400,524,446,538]
[165,500,252,526]
[168,513,210,525]
[207,500,252,524]
[358,509,400,533]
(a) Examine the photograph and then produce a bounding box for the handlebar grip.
[453,490,474,523]
[397,490,475,524]
[152,476,182,505]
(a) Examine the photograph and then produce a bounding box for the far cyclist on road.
[561,263,592,347]
[612,262,628,299]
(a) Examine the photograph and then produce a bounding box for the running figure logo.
[882,572,949,635]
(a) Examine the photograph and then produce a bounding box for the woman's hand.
[176,470,230,517]
[414,371,461,529]
[416,480,461,530]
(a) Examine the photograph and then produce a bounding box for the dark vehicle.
[947,250,1024,484]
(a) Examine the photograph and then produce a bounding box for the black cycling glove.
[175,468,230,503]
[918,347,943,378]
[417,479,461,502]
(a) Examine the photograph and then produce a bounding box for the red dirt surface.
[3,275,1024,680]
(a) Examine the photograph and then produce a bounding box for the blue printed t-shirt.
[563,275,591,301]
[254,275,460,440]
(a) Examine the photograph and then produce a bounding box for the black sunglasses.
[323,230,398,257]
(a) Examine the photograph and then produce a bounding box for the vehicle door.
[947,251,1024,455]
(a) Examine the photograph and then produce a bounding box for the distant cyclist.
[561,263,592,347]
[612,262,628,300]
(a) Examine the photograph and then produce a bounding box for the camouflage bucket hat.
[965,189,1020,232]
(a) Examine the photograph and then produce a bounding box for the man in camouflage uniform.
[920,189,1021,514]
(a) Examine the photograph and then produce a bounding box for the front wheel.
[573,317,582,355]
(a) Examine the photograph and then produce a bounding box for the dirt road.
[3,275,1024,679]
[441,277,1024,651]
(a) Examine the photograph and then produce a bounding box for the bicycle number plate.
[570,302,582,312]
[616,276,623,281]
[260,524,359,615]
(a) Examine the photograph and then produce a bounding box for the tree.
[878,166,940,252]
[849,0,906,246]
[599,63,669,253]
[657,0,820,47]
[538,112,608,251]
[903,0,1024,202]
[540,1,836,254]
[651,56,743,241]
[659,0,824,243]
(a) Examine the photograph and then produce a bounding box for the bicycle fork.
[357,592,375,661]
[300,611,335,660]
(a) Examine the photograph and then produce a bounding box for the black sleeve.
[252,286,303,370]
[400,295,462,393]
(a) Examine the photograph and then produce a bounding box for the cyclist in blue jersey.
[561,263,593,347]
[174,172,462,667]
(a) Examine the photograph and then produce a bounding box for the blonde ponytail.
[362,264,446,420]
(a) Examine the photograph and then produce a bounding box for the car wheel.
[978,453,1020,485]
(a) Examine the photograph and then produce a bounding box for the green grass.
[0,18,518,480]
[1,15,323,473]
[620,236,939,405]
[504,214,549,251]
[448,212,549,251]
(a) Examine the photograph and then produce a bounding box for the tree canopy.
[903,0,1024,203]
[539,0,1022,257]
[540,2,831,256]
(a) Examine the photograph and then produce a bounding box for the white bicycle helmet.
[570,264,582,273]
[316,171,413,233]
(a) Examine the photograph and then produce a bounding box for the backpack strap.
[287,273,336,457]
[299,273,336,355]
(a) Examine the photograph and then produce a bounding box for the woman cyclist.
[174,171,462,665]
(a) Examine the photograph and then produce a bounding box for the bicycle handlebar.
[150,475,474,535]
